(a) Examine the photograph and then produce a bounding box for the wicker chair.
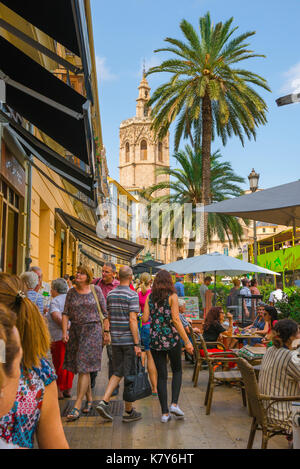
[188,325,226,387]
[196,332,246,415]
[237,357,300,449]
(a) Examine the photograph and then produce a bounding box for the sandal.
[82,401,93,414]
[66,408,80,421]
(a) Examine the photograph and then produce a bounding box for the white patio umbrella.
[159,252,279,276]
[159,252,279,306]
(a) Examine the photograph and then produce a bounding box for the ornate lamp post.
[248,169,260,269]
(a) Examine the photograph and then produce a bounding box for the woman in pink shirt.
[138,273,157,395]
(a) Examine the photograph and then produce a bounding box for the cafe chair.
[195,332,246,415]
[237,357,300,449]
[188,326,227,386]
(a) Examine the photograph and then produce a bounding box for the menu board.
[183,297,200,320]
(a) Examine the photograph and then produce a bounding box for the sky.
[91,0,300,192]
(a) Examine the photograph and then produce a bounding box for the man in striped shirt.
[96,266,142,423]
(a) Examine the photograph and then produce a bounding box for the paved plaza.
[59,350,286,450]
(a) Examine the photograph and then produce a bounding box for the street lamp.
[248,169,260,270]
[276,93,300,107]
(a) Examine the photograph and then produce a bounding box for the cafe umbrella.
[159,252,279,305]
[202,179,300,235]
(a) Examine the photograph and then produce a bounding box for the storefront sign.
[183,296,200,320]
[257,245,300,272]
[1,143,25,197]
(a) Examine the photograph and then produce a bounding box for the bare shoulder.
[169,293,178,304]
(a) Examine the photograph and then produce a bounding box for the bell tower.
[119,73,170,195]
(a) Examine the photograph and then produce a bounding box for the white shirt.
[240,286,252,307]
[269,289,284,304]
[47,294,67,342]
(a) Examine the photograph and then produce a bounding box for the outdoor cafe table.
[221,333,263,346]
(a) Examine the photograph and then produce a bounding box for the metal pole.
[253,219,258,281]
[25,155,32,271]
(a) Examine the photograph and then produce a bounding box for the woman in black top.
[203,307,233,348]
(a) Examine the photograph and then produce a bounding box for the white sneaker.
[161,414,171,423]
[170,404,184,418]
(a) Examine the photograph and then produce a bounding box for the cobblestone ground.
[59,349,287,450]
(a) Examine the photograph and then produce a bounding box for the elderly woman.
[62,266,109,421]
[20,271,44,315]
[48,278,74,400]
[259,319,300,444]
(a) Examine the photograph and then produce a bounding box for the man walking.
[91,262,120,392]
[96,266,142,423]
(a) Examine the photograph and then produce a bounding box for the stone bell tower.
[119,73,170,195]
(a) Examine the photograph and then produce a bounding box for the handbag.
[90,285,110,344]
[123,356,152,402]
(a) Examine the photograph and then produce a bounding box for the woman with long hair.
[203,307,233,344]
[202,307,237,359]
[262,305,278,346]
[0,306,23,449]
[138,272,157,395]
[0,273,69,449]
[142,270,193,423]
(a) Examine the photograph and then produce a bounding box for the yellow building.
[0,1,111,280]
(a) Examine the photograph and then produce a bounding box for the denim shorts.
[141,324,151,351]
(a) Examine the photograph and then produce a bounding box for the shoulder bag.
[123,356,152,402]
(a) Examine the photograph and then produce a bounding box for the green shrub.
[275,288,300,323]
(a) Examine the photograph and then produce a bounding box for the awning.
[203,180,300,227]
[132,260,163,275]
[0,36,94,169]
[0,0,93,100]
[56,209,144,263]
[0,110,96,200]
[80,249,104,267]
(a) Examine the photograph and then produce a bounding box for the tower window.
[140,140,147,160]
[125,142,130,162]
[158,142,163,162]
[144,105,148,117]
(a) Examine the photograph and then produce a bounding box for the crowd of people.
[0,264,299,449]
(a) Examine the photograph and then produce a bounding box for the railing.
[258,235,300,255]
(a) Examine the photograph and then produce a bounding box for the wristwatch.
[134,343,141,347]
[104,330,110,333]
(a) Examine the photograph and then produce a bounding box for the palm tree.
[142,145,247,258]
[146,12,270,251]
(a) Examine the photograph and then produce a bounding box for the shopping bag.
[123,357,152,402]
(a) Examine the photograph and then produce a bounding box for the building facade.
[0,1,110,280]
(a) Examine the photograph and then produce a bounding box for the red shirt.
[92,278,120,300]
[129,283,135,291]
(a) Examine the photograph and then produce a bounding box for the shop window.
[0,182,20,274]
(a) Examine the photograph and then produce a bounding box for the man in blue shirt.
[175,277,185,297]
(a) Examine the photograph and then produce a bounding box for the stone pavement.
[59,350,287,450]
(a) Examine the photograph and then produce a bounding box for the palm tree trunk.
[201,91,212,255]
